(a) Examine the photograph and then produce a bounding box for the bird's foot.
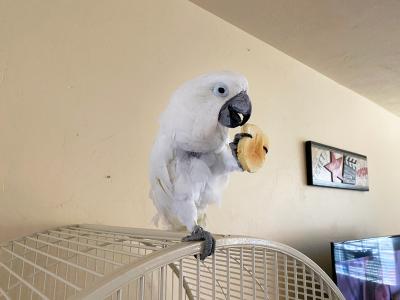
[229,133,253,169]
[182,225,216,261]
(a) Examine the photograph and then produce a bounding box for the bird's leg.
[229,133,252,169]
[182,225,216,261]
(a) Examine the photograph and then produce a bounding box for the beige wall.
[1,0,400,274]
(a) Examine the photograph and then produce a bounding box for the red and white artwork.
[324,152,344,183]
[306,141,369,191]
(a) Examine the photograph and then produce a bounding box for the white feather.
[149,71,248,231]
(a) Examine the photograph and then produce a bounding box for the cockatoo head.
[160,71,252,153]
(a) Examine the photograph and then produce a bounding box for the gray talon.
[182,226,216,261]
[232,132,252,145]
[229,133,253,170]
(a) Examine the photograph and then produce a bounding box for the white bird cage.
[0,224,345,300]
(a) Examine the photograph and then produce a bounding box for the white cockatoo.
[149,71,252,259]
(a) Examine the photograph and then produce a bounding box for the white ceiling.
[191,0,400,117]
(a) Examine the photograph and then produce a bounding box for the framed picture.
[305,141,369,191]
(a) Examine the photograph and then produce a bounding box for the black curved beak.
[218,91,252,128]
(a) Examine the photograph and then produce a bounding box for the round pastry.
[237,124,269,172]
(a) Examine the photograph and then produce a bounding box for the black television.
[331,235,400,300]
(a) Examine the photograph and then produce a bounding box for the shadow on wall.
[289,230,361,278]
[299,140,308,186]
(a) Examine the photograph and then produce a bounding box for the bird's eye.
[213,83,229,97]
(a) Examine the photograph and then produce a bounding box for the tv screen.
[332,235,400,300]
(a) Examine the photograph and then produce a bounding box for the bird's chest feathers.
[176,151,217,182]
[174,151,222,202]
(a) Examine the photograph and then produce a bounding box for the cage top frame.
[72,224,344,300]
[0,224,345,300]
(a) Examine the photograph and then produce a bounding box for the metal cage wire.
[0,224,345,300]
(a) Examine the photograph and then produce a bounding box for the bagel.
[237,124,269,173]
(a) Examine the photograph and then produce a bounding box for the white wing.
[149,131,177,227]
[149,131,209,231]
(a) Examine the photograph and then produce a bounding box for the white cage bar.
[0,224,345,300]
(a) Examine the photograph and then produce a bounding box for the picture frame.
[305,141,369,191]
